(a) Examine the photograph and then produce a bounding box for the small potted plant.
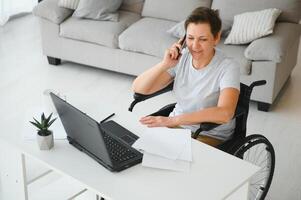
[30,113,57,150]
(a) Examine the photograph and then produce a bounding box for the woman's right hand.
[161,41,183,69]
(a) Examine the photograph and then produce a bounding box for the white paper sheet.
[132,127,191,160]
[23,107,66,140]
[134,136,192,162]
[142,152,190,172]
[178,137,192,161]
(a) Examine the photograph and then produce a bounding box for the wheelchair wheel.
[232,134,275,200]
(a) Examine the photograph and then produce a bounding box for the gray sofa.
[33,0,301,111]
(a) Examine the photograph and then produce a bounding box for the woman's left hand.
[139,116,177,128]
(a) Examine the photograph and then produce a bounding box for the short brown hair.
[184,7,221,38]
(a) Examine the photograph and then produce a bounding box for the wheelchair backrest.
[232,81,267,140]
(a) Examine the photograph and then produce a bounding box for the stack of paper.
[132,127,192,172]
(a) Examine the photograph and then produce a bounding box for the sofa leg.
[47,56,61,65]
[257,102,271,112]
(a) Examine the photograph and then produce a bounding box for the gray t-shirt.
[167,48,240,141]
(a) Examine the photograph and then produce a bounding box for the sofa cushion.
[211,0,301,24]
[119,18,251,75]
[33,0,73,24]
[118,18,178,58]
[167,19,233,39]
[217,38,251,75]
[120,0,144,14]
[244,23,301,63]
[142,0,212,22]
[60,11,141,48]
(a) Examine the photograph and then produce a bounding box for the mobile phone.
[176,34,186,59]
[179,34,187,48]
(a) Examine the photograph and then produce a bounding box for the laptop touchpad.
[121,135,135,145]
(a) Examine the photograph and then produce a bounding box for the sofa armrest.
[244,23,301,63]
[33,0,73,24]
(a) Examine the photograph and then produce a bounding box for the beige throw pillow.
[58,0,80,10]
[73,0,123,22]
[225,8,281,44]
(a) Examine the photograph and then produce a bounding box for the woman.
[132,7,240,147]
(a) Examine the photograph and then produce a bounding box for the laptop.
[50,93,143,172]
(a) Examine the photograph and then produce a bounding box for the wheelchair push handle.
[250,80,266,89]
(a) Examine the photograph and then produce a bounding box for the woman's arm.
[175,88,239,125]
[140,88,239,127]
[132,62,173,95]
[132,41,183,95]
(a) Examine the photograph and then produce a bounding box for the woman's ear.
[214,31,222,45]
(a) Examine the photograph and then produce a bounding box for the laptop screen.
[50,93,113,166]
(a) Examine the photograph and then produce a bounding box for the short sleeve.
[167,67,176,77]
[220,59,240,91]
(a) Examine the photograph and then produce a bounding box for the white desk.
[0,111,259,200]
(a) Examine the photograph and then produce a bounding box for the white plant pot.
[37,131,54,150]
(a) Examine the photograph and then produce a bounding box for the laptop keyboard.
[103,131,137,162]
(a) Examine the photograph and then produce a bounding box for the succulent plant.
[30,113,57,136]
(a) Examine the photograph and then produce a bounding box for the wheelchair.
[129,80,275,200]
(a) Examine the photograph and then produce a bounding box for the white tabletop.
[8,111,259,200]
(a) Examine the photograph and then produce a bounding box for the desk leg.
[0,142,28,200]
[225,182,249,200]
[21,154,29,200]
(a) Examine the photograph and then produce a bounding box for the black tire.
[232,134,275,200]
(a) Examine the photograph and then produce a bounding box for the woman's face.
[186,23,221,61]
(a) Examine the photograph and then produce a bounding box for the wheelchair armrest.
[200,122,221,131]
[192,122,221,139]
[128,81,174,111]
[192,107,246,139]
